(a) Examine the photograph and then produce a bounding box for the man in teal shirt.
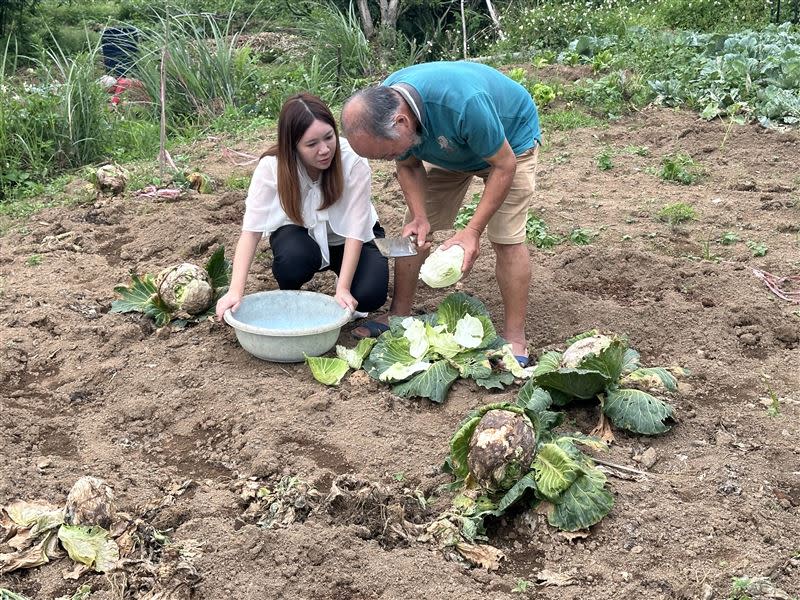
[342,61,541,365]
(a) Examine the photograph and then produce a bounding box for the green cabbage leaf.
[305,356,350,386]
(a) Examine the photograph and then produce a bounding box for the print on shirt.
[437,136,454,152]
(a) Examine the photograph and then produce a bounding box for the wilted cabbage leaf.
[620,367,678,391]
[305,356,350,386]
[335,338,376,370]
[5,501,63,532]
[57,525,119,573]
[0,531,62,574]
[420,245,464,288]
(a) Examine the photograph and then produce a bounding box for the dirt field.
[1,106,799,600]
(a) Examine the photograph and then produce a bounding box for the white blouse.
[241,138,378,268]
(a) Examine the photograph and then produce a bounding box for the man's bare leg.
[492,241,531,357]
[351,250,428,337]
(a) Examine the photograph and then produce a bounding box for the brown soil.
[2,106,800,600]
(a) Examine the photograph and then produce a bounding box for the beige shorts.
[405,144,539,245]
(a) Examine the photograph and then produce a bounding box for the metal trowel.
[374,235,418,257]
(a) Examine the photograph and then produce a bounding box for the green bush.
[570,70,650,118]
[0,37,113,201]
[502,0,633,52]
[652,0,770,32]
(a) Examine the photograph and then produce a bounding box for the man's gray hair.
[342,86,401,140]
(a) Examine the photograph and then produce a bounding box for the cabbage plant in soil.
[442,382,615,536]
[110,246,231,327]
[531,330,679,436]
[361,293,518,404]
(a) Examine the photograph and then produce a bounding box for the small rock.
[630,545,643,554]
[639,447,658,469]
[718,479,741,496]
[701,582,715,600]
[715,430,735,446]
[738,333,759,346]
[36,458,52,470]
[731,179,757,191]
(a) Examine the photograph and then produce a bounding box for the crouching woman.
[216,93,389,320]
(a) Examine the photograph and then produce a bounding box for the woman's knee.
[351,251,389,311]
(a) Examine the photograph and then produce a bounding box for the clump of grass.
[225,175,251,190]
[624,145,649,156]
[657,202,696,226]
[659,152,701,184]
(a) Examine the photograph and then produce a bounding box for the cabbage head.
[156,263,214,314]
[468,409,536,492]
[420,245,464,288]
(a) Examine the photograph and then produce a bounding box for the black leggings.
[269,223,389,312]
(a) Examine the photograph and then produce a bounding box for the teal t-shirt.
[383,61,541,171]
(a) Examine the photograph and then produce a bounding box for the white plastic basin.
[224,290,350,363]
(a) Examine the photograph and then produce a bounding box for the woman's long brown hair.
[262,93,344,226]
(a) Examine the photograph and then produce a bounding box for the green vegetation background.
[0,0,797,216]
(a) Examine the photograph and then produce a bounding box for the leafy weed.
[659,152,701,185]
[454,193,480,230]
[596,146,614,171]
[746,241,768,257]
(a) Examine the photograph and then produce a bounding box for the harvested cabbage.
[420,245,465,288]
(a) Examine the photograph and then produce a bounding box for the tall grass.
[297,2,372,82]
[133,8,261,125]
[0,33,111,201]
[42,34,111,167]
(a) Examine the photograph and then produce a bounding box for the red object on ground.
[110,77,149,106]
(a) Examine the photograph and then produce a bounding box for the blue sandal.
[515,355,530,368]
[352,319,390,340]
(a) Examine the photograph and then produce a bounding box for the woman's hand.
[216,290,242,321]
[335,288,358,312]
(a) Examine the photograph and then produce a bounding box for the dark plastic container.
[101,26,140,77]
